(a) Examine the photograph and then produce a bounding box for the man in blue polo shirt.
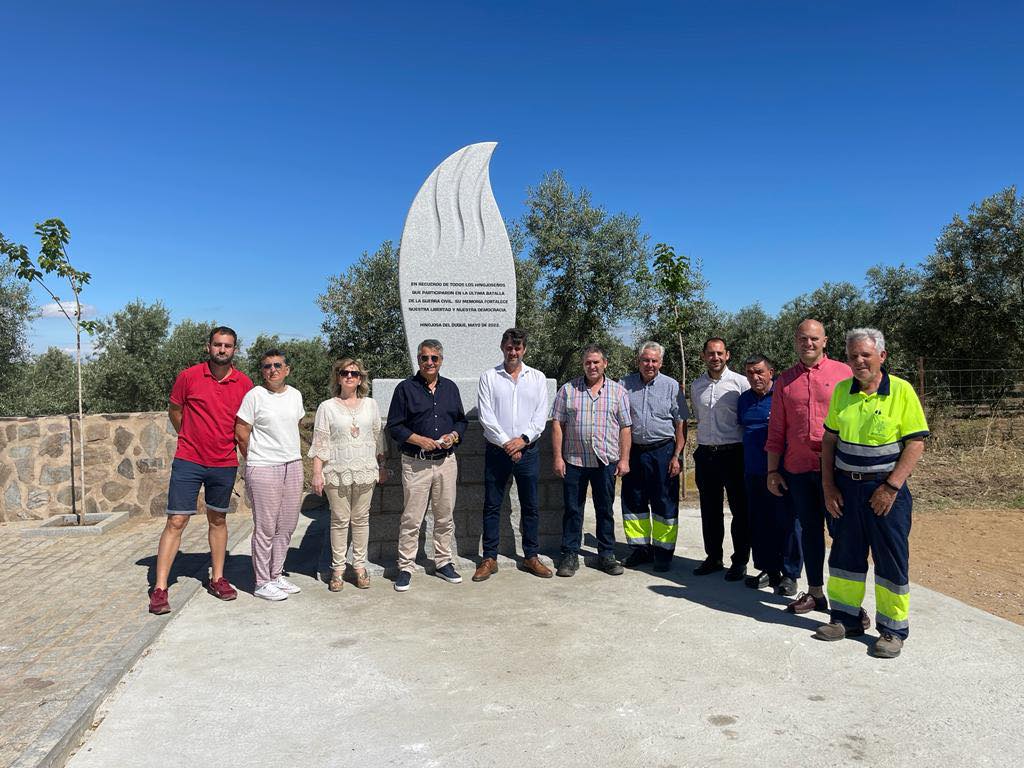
[736,355,801,594]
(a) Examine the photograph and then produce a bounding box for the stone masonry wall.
[0,413,248,523]
[0,413,561,563]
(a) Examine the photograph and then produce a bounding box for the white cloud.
[39,302,97,319]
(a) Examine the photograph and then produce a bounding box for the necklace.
[336,397,361,438]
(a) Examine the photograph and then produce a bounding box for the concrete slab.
[66,505,1024,768]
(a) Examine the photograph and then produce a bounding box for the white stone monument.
[374,141,553,417]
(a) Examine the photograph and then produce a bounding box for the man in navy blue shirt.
[386,339,468,592]
[736,355,800,594]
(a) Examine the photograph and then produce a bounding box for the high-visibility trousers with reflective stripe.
[621,441,679,560]
[827,473,912,639]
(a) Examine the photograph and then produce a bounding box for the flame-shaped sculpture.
[398,142,517,379]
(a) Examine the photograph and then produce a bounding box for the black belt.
[401,448,453,461]
[838,469,888,482]
[632,438,673,454]
[698,443,741,453]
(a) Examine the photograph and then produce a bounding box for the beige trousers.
[397,453,458,572]
[325,482,375,570]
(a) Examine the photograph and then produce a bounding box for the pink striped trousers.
[245,460,303,587]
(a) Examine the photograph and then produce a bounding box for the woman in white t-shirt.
[309,358,385,592]
[235,349,306,601]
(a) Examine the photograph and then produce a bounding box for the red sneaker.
[149,587,170,615]
[206,577,237,601]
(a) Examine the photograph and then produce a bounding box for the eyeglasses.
[418,355,441,363]
[261,362,285,370]
[336,370,362,379]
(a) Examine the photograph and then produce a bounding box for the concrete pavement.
[66,504,1024,768]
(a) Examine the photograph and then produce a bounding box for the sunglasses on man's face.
[336,370,362,379]
[419,355,441,363]
[261,362,285,370]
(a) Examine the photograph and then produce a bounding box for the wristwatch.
[521,434,531,445]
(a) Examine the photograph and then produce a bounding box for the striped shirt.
[690,368,749,445]
[824,372,929,473]
[551,376,632,467]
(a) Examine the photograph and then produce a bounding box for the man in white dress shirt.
[690,337,751,580]
[474,328,553,581]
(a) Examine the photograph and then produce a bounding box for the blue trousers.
[783,470,834,588]
[828,474,913,639]
[621,441,679,564]
[745,473,802,580]
[561,463,616,557]
[482,443,540,559]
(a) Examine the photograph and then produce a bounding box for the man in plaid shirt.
[551,344,632,577]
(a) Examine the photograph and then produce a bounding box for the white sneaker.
[255,583,288,601]
[273,576,301,594]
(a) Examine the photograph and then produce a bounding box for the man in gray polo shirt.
[620,342,689,572]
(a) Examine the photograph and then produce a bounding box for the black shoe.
[775,576,798,597]
[597,556,624,575]
[724,564,747,582]
[693,558,724,576]
[623,547,654,568]
[768,572,782,589]
[744,570,770,589]
[556,553,579,577]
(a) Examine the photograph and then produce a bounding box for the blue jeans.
[561,462,617,557]
[784,470,834,588]
[482,443,541,559]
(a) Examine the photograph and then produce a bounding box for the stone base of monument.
[317,420,566,579]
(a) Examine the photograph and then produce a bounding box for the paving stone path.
[0,513,253,768]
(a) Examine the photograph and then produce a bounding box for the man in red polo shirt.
[148,327,253,615]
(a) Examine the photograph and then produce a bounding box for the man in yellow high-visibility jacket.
[814,328,928,659]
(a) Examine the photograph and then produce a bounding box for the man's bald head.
[794,319,828,367]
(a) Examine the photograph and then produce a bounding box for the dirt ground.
[909,415,1024,625]
[911,508,1024,626]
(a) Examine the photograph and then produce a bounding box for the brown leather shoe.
[521,556,553,579]
[472,558,498,582]
[786,591,828,614]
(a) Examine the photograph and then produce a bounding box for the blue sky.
[2,1,1021,354]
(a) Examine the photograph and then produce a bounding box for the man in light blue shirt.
[619,342,689,572]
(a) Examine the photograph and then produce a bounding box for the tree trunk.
[75,292,86,525]
[674,305,687,500]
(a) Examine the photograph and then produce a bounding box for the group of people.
[146,319,927,660]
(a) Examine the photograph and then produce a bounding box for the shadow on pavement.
[642,553,834,636]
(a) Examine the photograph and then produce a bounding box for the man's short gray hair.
[845,327,886,354]
[419,339,444,355]
[638,341,664,358]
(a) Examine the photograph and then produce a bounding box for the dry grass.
[913,413,1024,510]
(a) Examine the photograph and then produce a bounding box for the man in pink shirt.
[765,320,853,614]
[148,327,254,615]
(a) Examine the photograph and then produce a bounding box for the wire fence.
[891,358,1024,415]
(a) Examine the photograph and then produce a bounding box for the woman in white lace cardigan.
[309,358,385,591]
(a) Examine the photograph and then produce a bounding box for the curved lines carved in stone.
[429,167,441,261]
[471,148,489,261]
[455,147,476,264]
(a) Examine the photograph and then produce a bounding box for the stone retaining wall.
[0,413,248,523]
[0,413,563,561]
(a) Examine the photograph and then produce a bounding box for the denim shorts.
[166,458,238,515]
